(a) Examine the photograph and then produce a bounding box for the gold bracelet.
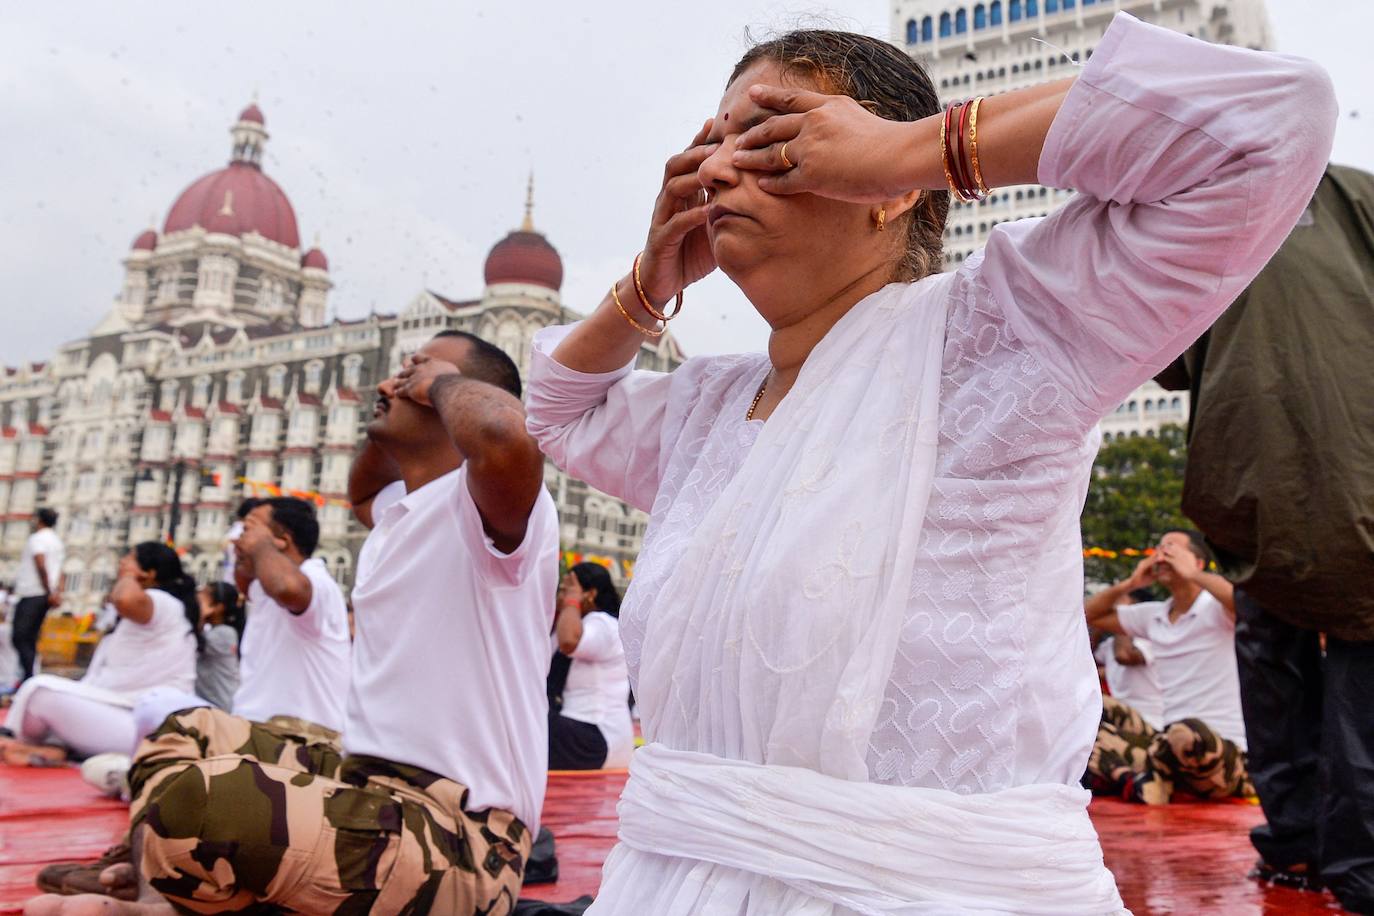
[968,96,990,196]
[611,279,664,338]
[940,106,971,203]
[632,252,684,322]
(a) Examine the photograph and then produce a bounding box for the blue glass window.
[1063,0,1074,8]
[1026,0,1038,13]
[906,18,918,42]
[1010,0,1021,20]
[974,4,986,28]
[1045,0,1058,11]
[956,8,968,33]
[940,11,952,36]
[922,15,933,40]
[991,1,1003,24]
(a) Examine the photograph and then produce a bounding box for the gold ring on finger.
[780,142,794,170]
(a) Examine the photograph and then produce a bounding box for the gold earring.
[875,207,886,232]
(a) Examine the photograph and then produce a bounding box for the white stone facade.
[891,0,1272,437]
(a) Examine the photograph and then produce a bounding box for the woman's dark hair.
[730,30,949,281]
[203,581,246,645]
[133,541,204,653]
[570,562,622,617]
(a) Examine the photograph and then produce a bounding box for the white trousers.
[8,675,136,758]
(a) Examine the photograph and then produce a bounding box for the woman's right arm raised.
[527,122,719,512]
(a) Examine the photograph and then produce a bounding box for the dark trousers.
[1236,591,1374,912]
[547,711,608,770]
[10,595,49,683]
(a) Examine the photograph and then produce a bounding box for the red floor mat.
[0,764,1352,914]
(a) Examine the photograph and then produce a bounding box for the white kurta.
[526,13,1334,915]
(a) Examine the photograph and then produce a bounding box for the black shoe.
[1248,858,1324,892]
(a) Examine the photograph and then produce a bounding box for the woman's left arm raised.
[736,13,1336,417]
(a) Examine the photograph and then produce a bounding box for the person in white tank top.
[1,542,198,766]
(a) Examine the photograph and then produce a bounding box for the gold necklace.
[746,376,768,422]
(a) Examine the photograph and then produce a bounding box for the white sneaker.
[80,752,131,801]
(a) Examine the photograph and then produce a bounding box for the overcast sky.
[1,0,1369,367]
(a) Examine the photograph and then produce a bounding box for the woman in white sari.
[526,14,1334,914]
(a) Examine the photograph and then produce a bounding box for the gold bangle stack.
[611,278,663,338]
[632,252,684,322]
[939,111,966,202]
[967,97,990,197]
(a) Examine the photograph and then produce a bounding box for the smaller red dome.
[238,104,265,125]
[301,247,328,271]
[484,230,563,291]
[131,228,157,251]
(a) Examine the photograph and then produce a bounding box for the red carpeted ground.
[0,763,1352,914]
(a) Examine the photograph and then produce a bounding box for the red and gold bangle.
[968,96,990,197]
[611,278,663,338]
[941,103,972,203]
[632,252,683,323]
[955,100,985,202]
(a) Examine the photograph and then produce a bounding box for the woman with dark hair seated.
[548,561,634,769]
[0,542,200,766]
[193,582,243,712]
[526,13,1336,912]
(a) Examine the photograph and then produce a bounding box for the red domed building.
[101,102,331,334]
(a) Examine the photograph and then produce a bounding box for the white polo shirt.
[1117,591,1247,751]
[233,557,352,733]
[345,468,558,830]
[559,611,634,768]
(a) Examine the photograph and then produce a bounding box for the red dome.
[163,162,300,248]
[131,228,157,251]
[238,103,265,125]
[301,246,328,270]
[483,230,563,291]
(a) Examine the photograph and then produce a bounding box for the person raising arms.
[526,14,1335,913]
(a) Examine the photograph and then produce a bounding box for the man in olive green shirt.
[1158,165,1374,910]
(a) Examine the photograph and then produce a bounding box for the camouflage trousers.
[1083,695,1254,804]
[127,707,531,915]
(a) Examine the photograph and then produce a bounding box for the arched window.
[1035,59,1043,70]
[906,18,918,43]
[1146,428,1156,438]
[1012,63,1020,74]
[997,66,1006,77]
[1171,397,1182,410]
[956,8,968,33]
[1128,400,1137,412]
[1010,0,1022,20]
[990,1,1003,25]
[1102,432,1112,443]
[940,11,952,36]
[1144,401,1155,414]
[922,15,933,41]
[974,4,987,29]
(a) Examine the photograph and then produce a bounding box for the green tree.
[1080,424,1190,587]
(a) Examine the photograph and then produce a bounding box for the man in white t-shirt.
[1084,529,1252,805]
[10,509,64,685]
[90,331,556,913]
[1091,588,1164,731]
[232,497,351,732]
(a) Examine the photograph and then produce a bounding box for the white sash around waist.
[613,743,1127,915]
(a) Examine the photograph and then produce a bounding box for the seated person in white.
[1085,529,1251,804]
[549,562,634,769]
[231,496,352,733]
[0,542,197,765]
[1092,587,1165,731]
